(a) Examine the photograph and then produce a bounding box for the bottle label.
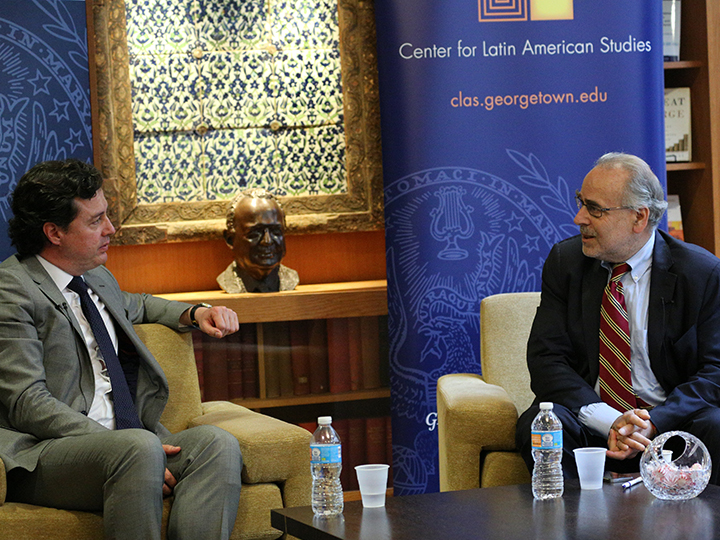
[311,444,342,463]
[531,429,562,449]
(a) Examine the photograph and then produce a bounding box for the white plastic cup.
[355,464,390,508]
[573,447,606,490]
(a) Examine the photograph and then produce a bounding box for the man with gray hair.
[516,152,720,484]
[217,188,299,294]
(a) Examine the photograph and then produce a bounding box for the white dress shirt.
[37,255,117,429]
[578,233,667,437]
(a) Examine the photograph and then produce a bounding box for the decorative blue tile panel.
[272,0,339,50]
[274,49,343,126]
[203,128,275,199]
[126,0,346,204]
[197,0,266,51]
[199,51,274,129]
[126,0,197,55]
[134,131,204,202]
[130,53,202,132]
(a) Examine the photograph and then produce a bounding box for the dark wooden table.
[271,481,720,540]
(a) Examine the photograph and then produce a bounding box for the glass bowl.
[640,431,711,500]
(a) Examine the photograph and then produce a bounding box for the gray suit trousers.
[7,425,242,540]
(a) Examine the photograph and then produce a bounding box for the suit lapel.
[22,257,83,336]
[582,257,607,382]
[648,231,676,367]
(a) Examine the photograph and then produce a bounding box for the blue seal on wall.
[0,0,92,257]
[385,150,577,494]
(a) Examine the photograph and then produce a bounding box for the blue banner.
[376,1,665,494]
[0,0,93,260]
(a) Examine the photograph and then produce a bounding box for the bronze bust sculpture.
[217,189,299,293]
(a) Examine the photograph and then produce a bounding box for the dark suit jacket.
[527,230,720,433]
[0,255,192,472]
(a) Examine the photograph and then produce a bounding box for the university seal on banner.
[0,4,92,223]
[385,151,576,495]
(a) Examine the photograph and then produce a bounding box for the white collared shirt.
[36,255,116,429]
[578,233,667,437]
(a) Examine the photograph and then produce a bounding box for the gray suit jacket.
[0,255,192,472]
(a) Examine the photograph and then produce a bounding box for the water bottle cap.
[318,416,333,425]
[539,402,554,410]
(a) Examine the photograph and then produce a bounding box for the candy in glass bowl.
[640,431,711,500]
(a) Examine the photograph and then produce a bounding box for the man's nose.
[573,206,589,226]
[260,228,272,244]
[104,216,116,235]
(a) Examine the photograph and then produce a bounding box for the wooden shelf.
[664,60,703,70]
[663,1,720,255]
[232,388,390,410]
[666,162,707,171]
[158,280,388,324]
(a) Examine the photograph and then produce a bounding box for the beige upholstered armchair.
[0,323,311,539]
[437,292,541,491]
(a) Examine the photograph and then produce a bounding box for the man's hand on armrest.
[181,305,239,338]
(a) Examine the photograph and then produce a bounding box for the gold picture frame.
[90,0,383,245]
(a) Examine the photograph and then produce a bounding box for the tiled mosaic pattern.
[126,0,346,203]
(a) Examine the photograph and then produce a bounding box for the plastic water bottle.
[531,402,564,500]
[310,416,344,516]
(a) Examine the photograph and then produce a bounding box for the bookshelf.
[663,0,720,254]
[159,280,392,494]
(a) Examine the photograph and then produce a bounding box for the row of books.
[300,416,393,492]
[194,316,389,402]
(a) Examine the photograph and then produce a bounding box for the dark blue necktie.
[67,276,143,430]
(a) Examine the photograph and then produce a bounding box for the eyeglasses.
[575,191,633,219]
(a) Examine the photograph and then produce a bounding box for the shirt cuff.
[578,402,623,438]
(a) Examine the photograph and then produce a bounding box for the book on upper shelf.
[665,87,691,162]
[662,0,681,62]
[667,194,684,241]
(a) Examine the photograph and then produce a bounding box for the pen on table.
[622,477,643,490]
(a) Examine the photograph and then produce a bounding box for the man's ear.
[632,207,650,233]
[42,222,63,246]
[224,230,234,247]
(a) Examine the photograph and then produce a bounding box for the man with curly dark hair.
[1,159,243,539]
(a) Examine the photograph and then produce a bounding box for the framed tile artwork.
[89,0,383,245]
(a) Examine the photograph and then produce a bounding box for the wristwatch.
[190,303,212,329]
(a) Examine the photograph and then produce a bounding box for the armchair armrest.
[437,373,520,492]
[190,401,312,508]
[0,456,5,505]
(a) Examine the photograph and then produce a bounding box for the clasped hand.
[607,408,657,460]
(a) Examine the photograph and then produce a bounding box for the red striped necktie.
[598,263,639,412]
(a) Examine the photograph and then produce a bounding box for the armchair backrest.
[134,324,203,433]
[480,292,540,415]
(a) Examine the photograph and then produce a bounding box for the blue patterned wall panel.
[0,0,93,260]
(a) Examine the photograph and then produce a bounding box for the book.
[386,416,393,487]
[308,319,330,393]
[662,0,681,62]
[378,315,390,387]
[289,320,311,395]
[327,318,351,393]
[262,323,281,398]
[275,321,294,396]
[240,323,258,398]
[365,416,387,464]
[665,87,691,162]
[347,418,367,490]
[667,194,684,241]
[298,421,317,434]
[333,419,351,490]
[202,333,229,401]
[226,331,243,399]
[347,317,363,391]
[360,316,382,389]
[192,331,204,400]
